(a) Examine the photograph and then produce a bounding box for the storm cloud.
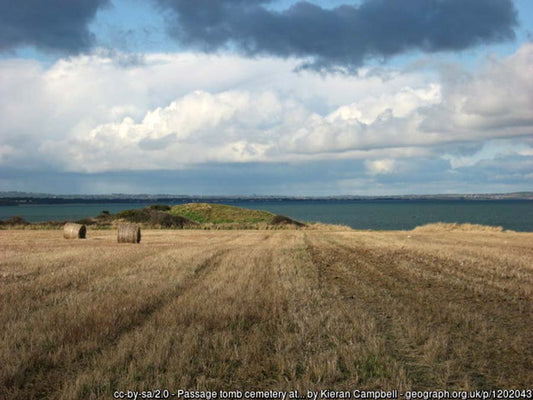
[156,0,518,69]
[0,0,109,53]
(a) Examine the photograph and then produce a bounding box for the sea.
[1,199,532,231]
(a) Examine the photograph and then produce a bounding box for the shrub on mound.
[76,217,99,226]
[98,210,111,219]
[115,208,196,228]
[148,204,171,211]
[270,214,306,227]
[0,216,29,226]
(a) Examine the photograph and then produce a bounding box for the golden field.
[1,228,532,399]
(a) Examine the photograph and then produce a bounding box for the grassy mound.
[413,222,505,233]
[169,203,276,224]
[0,203,308,230]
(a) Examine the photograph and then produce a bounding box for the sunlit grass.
[1,228,532,399]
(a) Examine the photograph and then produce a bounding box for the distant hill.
[1,191,532,205]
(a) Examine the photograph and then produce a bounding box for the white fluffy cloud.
[365,159,397,175]
[1,44,533,175]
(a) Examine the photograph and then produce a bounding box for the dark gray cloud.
[156,0,518,69]
[0,0,109,53]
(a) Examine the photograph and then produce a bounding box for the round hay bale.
[63,222,86,239]
[117,224,141,243]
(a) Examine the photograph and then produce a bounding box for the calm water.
[1,200,532,231]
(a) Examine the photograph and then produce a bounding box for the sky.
[1,0,532,195]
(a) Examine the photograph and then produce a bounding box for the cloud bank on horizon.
[0,0,532,195]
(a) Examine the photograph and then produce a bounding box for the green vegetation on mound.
[168,203,307,228]
[169,203,275,224]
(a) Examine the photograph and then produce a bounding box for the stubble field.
[1,228,532,399]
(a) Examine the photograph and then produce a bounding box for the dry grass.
[412,222,505,232]
[1,228,532,399]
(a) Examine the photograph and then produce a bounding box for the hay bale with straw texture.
[63,222,86,239]
[117,224,141,243]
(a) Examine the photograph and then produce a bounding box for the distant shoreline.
[1,191,532,206]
